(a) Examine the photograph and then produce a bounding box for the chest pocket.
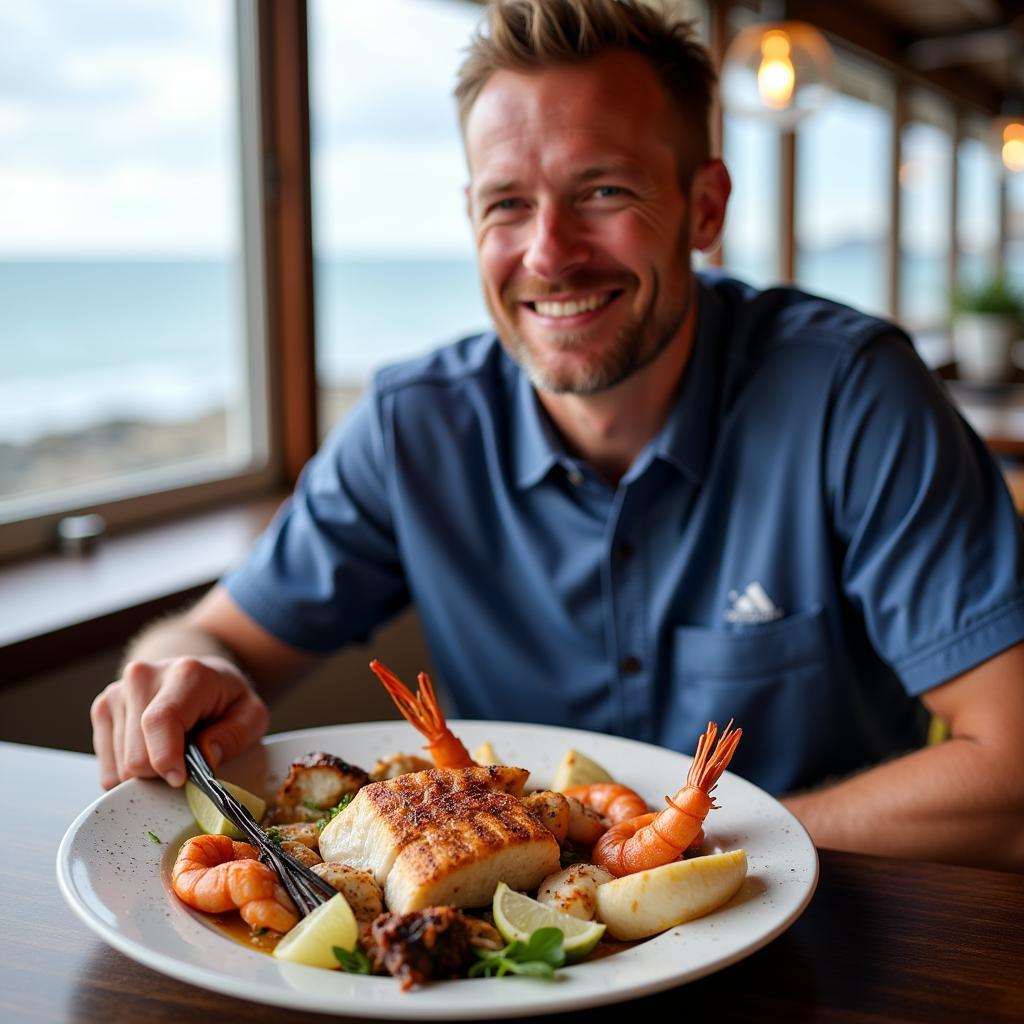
[671,605,837,793]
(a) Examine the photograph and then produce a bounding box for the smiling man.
[92,0,1024,871]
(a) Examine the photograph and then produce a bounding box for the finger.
[109,684,127,784]
[197,690,270,769]
[90,688,120,790]
[141,658,234,786]
[121,662,160,779]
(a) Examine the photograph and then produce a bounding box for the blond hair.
[455,0,715,178]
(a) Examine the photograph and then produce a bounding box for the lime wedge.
[272,893,358,969]
[550,748,614,791]
[492,880,605,961]
[185,780,267,840]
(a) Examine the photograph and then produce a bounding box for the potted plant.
[951,278,1024,383]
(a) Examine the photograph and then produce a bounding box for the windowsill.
[0,494,285,685]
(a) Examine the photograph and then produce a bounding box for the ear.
[688,159,731,252]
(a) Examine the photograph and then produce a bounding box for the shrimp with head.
[171,833,298,934]
[592,720,742,877]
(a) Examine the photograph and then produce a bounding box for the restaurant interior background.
[2,0,1023,753]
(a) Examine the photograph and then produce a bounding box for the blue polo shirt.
[224,274,1024,794]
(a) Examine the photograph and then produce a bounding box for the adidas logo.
[724,581,784,624]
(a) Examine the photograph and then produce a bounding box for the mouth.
[521,289,623,323]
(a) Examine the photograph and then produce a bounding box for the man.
[92,0,1024,870]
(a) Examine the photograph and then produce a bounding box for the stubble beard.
[492,268,693,396]
[488,217,695,395]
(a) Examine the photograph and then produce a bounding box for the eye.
[487,197,526,215]
[590,185,627,200]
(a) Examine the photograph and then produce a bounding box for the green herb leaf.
[469,927,565,979]
[523,927,566,967]
[333,945,372,974]
[266,826,283,846]
[302,799,322,811]
[146,831,161,844]
[315,793,354,832]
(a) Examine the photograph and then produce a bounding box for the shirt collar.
[510,276,724,490]
[646,276,724,484]
[512,366,564,489]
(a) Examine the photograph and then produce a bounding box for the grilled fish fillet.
[318,766,560,912]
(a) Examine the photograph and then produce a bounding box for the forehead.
[464,50,681,184]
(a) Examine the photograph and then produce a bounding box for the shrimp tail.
[687,719,742,797]
[368,659,475,768]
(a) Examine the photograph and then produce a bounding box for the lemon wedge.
[550,749,614,791]
[492,880,605,961]
[185,780,267,840]
[472,740,503,765]
[595,848,747,940]
[272,893,358,969]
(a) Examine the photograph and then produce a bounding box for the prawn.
[171,833,298,934]
[592,720,742,877]
[369,659,475,769]
[562,782,648,824]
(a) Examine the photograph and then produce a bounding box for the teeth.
[533,294,610,318]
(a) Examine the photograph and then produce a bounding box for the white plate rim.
[57,720,818,1019]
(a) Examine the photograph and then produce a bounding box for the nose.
[522,204,590,281]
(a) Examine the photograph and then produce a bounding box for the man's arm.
[90,585,320,789]
[782,642,1024,871]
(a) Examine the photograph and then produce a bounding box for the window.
[899,91,954,331]
[956,120,1002,291]
[795,54,893,316]
[1008,169,1024,293]
[0,1,271,562]
[308,0,489,438]
[720,3,781,287]
[721,116,781,286]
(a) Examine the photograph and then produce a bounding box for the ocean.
[0,256,489,446]
[0,247,968,448]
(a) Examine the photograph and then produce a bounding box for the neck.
[537,286,699,487]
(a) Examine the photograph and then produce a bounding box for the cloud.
[0,0,481,255]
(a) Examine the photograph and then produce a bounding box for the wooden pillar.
[780,130,797,283]
[258,0,318,485]
[888,80,906,322]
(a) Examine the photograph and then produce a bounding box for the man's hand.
[90,655,270,790]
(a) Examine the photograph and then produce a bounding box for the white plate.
[57,721,817,1019]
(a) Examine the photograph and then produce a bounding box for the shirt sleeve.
[221,389,409,652]
[826,333,1024,695]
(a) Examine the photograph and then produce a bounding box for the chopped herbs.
[468,927,566,979]
[315,793,354,832]
[266,826,283,846]
[333,945,372,974]
[253,927,267,936]
[302,799,323,812]
[146,831,161,844]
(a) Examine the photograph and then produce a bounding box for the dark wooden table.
[8,740,1023,1024]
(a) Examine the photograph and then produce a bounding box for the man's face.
[465,50,697,395]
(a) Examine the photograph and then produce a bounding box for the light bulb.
[756,30,796,110]
[722,21,835,129]
[1003,122,1024,173]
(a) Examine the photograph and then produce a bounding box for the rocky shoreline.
[1,385,362,501]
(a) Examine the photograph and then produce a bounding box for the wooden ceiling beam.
[782,0,1006,113]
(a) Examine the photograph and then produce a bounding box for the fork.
[183,738,336,918]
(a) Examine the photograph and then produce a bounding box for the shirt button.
[566,468,584,487]
[620,655,643,674]
[613,542,634,561]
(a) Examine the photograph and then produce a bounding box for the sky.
[0,0,1013,259]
